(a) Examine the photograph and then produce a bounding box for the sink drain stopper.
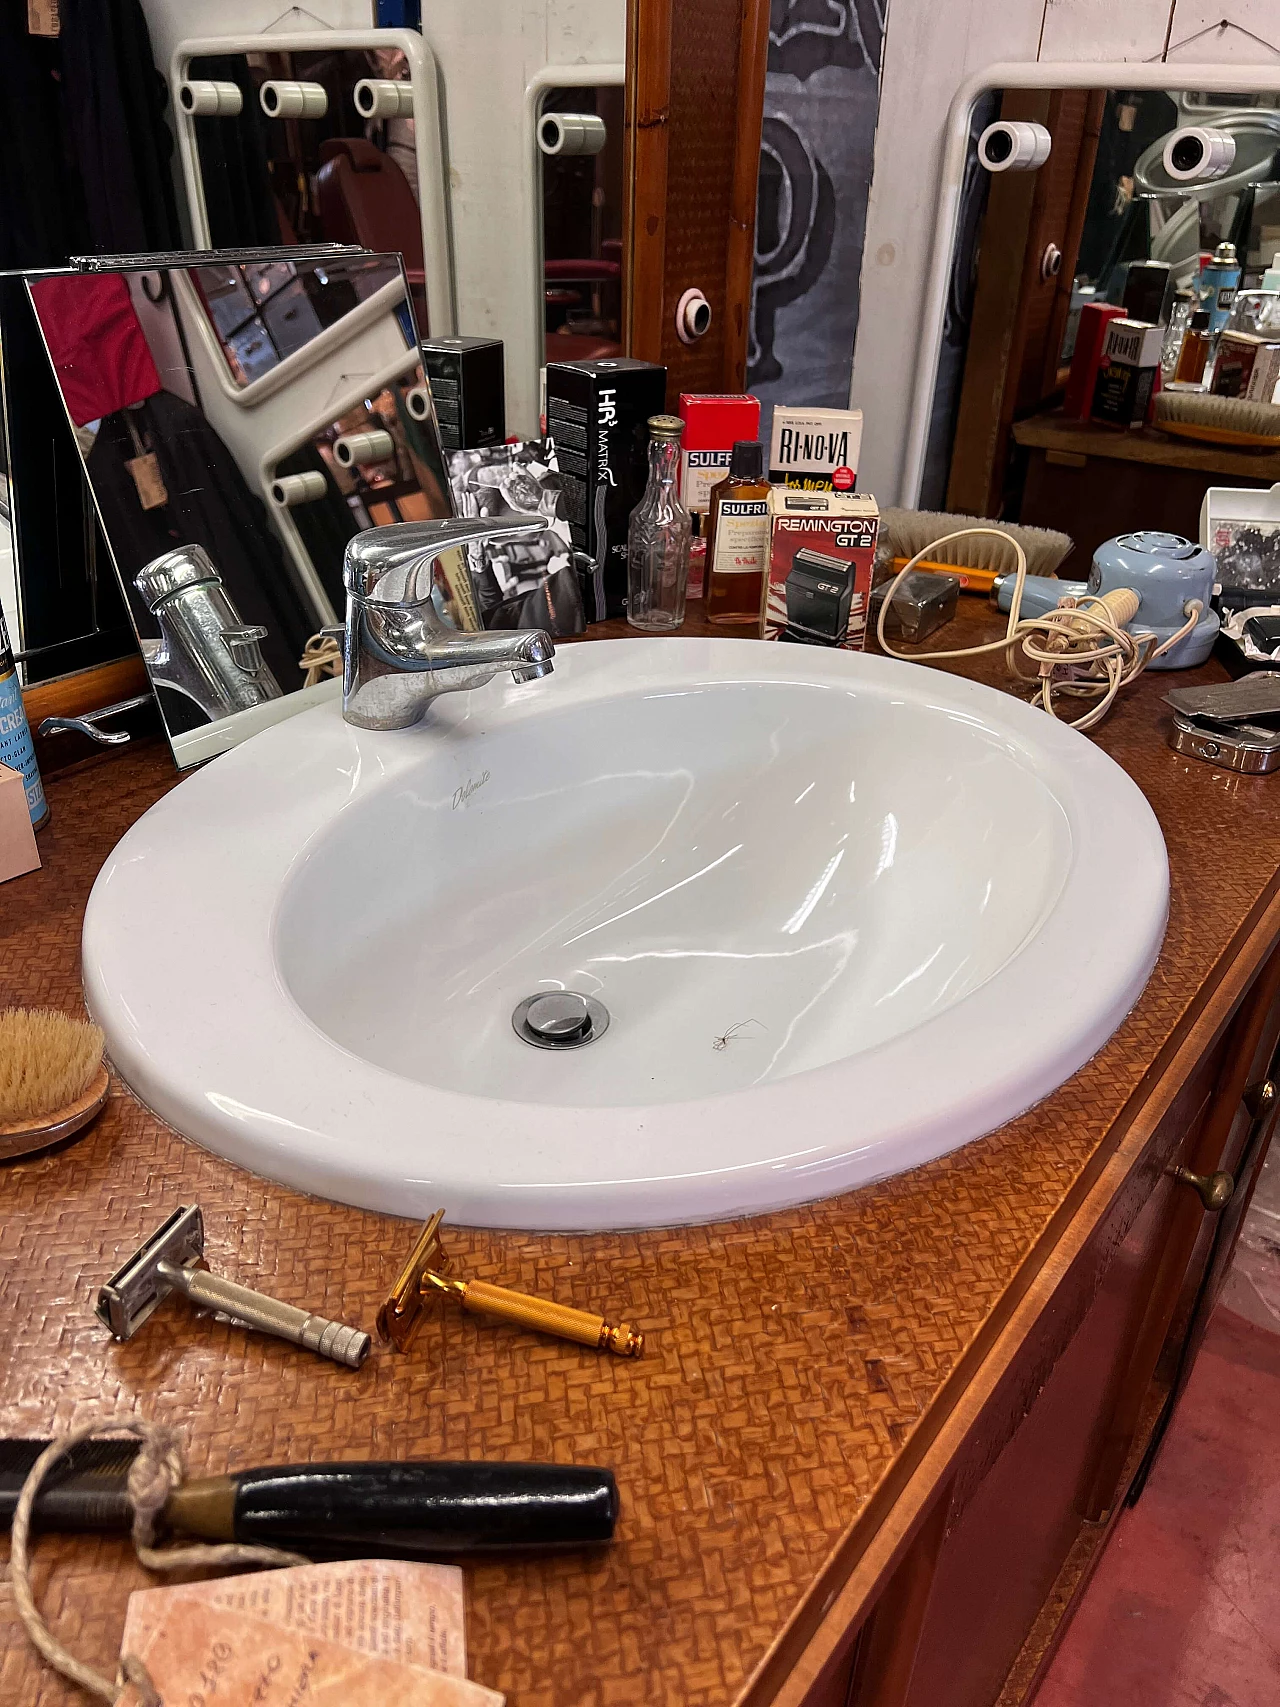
[512,991,610,1050]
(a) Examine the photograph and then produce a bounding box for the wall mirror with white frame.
[165,13,627,446]
[911,70,1280,596]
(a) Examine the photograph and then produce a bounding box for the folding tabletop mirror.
[25,246,451,768]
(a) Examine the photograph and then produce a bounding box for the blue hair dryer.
[992,531,1220,668]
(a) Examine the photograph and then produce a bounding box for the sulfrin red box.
[1063,302,1126,419]
[678,393,760,597]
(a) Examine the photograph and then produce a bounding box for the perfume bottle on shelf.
[1160,291,1194,379]
[626,415,691,632]
[1173,309,1212,384]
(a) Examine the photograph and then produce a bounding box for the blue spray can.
[0,608,47,829]
[1199,241,1242,337]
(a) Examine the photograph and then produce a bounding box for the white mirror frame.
[170,30,455,339]
[904,61,1280,507]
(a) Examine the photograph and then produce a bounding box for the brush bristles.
[0,1008,104,1124]
[877,509,1074,578]
[1155,391,1280,435]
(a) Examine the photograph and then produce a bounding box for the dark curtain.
[59,0,182,254]
[189,54,281,248]
[0,9,89,268]
[0,0,181,680]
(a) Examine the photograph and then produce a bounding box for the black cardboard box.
[421,337,505,451]
[545,357,667,620]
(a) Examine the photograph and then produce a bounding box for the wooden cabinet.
[807,941,1280,1707]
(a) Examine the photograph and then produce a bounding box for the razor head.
[376,1208,449,1352]
[96,1205,205,1340]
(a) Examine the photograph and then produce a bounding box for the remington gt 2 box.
[762,486,879,649]
[768,405,863,490]
[545,357,667,620]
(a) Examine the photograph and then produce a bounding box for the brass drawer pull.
[1171,1167,1235,1211]
[1245,1079,1276,1121]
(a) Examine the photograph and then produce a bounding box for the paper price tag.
[27,0,59,37]
[117,1560,499,1707]
[124,452,168,512]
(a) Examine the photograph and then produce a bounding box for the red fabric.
[544,259,621,281]
[29,274,162,427]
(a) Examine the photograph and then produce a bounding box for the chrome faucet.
[135,544,283,721]
[341,518,556,730]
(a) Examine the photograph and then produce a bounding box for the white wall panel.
[144,1,370,72]
[1166,3,1280,62]
[1038,0,1174,64]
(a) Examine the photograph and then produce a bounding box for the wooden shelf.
[1012,410,1280,480]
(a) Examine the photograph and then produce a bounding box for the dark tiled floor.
[1033,1303,1280,1707]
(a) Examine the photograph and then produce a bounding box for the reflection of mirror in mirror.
[924,85,1280,582]
[174,39,445,340]
[26,250,452,769]
[1059,93,1280,376]
[539,86,625,366]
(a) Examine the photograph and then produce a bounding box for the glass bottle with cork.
[704,440,771,625]
[626,415,691,631]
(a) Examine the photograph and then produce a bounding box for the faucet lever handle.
[221,624,270,674]
[344,517,547,604]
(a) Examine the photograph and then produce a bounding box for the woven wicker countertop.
[3,605,1278,1707]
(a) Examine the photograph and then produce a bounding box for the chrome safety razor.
[96,1205,371,1369]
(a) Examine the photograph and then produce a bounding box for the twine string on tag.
[9,1420,307,1704]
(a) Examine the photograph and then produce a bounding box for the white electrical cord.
[875,527,1203,733]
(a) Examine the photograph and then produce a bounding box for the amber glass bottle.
[1173,310,1211,384]
[704,441,770,625]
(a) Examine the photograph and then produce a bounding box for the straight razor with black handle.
[0,1439,617,1557]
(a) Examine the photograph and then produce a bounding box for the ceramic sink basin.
[84,638,1168,1230]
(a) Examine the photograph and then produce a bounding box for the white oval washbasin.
[83,638,1168,1230]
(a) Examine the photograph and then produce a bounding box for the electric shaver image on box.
[781,547,857,644]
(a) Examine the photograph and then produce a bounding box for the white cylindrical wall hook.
[1162,126,1237,184]
[260,80,329,120]
[333,429,396,468]
[675,287,712,344]
[270,470,329,508]
[537,112,608,157]
[179,80,244,118]
[405,386,433,422]
[354,78,415,121]
[977,120,1052,173]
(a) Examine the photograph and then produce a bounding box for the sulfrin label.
[712,499,770,577]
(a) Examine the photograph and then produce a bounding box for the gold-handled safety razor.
[377,1210,644,1357]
